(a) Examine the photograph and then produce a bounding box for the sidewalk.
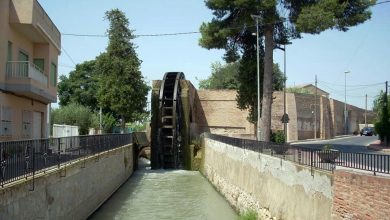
[367,140,390,153]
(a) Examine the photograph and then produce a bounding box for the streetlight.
[251,14,261,141]
[275,44,289,141]
[344,71,350,135]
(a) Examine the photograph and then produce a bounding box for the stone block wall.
[201,137,333,220]
[196,90,254,136]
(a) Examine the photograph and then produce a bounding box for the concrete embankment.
[200,137,333,220]
[0,144,134,220]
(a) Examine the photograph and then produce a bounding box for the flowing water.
[89,159,238,220]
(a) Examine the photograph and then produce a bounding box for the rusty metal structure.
[152,72,185,169]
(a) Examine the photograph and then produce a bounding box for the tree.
[96,9,149,130]
[200,0,373,141]
[57,60,99,111]
[51,103,95,135]
[51,103,116,135]
[373,90,390,145]
[199,61,240,89]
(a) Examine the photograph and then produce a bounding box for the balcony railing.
[6,61,48,86]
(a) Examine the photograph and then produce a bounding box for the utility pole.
[251,14,261,141]
[385,81,388,146]
[365,94,367,128]
[344,71,350,135]
[314,75,317,139]
[99,107,102,134]
[283,44,287,142]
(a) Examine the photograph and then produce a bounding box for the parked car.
[360,127,376,136]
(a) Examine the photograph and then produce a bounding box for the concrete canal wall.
[0,144,134,220]
[201,138,333,220]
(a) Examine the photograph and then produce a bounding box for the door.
[18,51,29,77]
[33,111,42,139]
[33,58,44,73]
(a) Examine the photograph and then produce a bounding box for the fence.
[0,133,133,187]
[205,133,390,175]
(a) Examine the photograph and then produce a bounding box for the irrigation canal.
[89,158,238,220]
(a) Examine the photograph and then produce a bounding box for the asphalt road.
[291,135,390,173]
[292,135,379,154]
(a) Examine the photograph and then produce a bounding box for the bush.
[270,130,286,144]
[238,210,258,220]
[51,103,93,135]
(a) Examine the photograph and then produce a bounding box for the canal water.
[89,159,238,220]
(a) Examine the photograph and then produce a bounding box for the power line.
[61,21,285,39]
[318,80,383,88]
[61,46,77,66]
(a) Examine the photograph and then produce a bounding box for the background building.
[0,0,61,140]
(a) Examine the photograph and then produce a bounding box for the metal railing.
[6,61,48,86]
[205,133,390,174]
[0,133,132,187]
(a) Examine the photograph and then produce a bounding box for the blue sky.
[39,0,390,110]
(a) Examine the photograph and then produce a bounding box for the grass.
[238,210,258,220]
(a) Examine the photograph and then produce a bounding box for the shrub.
[270,130,286,144]
[239,210,258,220]
[322,144,333,151]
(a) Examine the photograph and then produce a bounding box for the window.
[22,110,32,138]
[18,51,29,77]
[0,106,12,137]
[33,58,44,73]
[50,62,57,86]
[7,41,12,61]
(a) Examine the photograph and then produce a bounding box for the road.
[291,135,379,153]
[291,136,389,173]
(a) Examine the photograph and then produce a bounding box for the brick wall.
[332,170,390,220]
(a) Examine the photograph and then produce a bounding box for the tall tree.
[96,9,149,130]
[200,0,373,141]
[57,60,99,110]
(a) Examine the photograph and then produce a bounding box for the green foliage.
[294,0,373,34]
[90,112,117,134]
[51,103,94,135]
[199,61,240,90]
[58,60,99,111]
[96,9,149,127]
[323,144,333,151]
[373,91,390,144]
[238,210,258,220]
[126,113,150,132]
[270,130,285,144]
[200,0,373,141]
[285,87,311,95]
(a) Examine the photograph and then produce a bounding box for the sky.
[38,0,390,110]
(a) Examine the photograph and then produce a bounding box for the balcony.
[4,61,56,103]
[9,0,61,51]
[6,61,48,85]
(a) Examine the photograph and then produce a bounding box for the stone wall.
[332,169,390,220]
[201,137,333,220]
[0,145,134,220]
[196,90,254,136]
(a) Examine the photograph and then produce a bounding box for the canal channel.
[89,159,238,220]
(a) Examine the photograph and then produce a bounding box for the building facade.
[0,0,60,140]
